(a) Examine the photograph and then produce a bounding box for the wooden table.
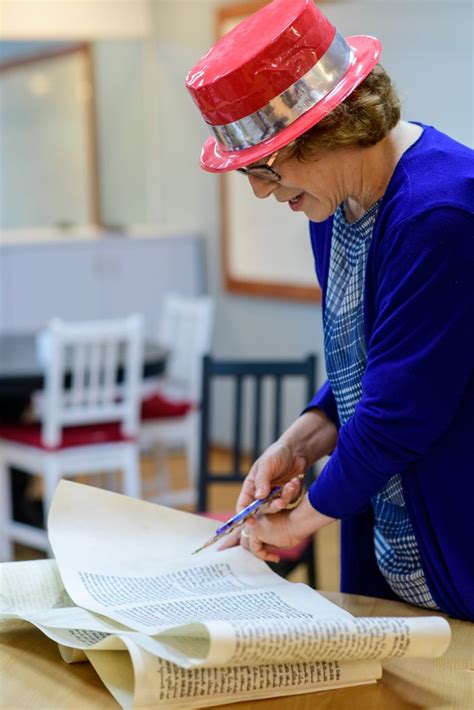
[0,592,472,709]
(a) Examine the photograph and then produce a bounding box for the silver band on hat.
[210,31,352,151]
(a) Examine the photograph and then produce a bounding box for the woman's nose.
[248,175,278,199]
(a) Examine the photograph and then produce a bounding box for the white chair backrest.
[42,315,144,447]
[158,295,214,402]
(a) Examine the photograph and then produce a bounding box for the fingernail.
[256,489,264,497]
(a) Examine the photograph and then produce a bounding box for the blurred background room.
[0,0,472,592]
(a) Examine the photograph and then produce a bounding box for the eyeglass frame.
[236,150,281,182]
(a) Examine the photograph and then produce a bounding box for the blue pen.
[192,485,284,554]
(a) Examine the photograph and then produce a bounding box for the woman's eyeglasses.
[236,150,281,182]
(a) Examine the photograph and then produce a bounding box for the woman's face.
[245,147,354,223]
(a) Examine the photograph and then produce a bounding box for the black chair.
[197,353,318,587]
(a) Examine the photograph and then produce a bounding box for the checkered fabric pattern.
[324,202,438,609]
[372,475,438,607]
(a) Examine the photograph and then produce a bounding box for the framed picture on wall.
[0,42,101,229]
[216,1,322,302]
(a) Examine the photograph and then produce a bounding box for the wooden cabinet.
[0,233,204,336]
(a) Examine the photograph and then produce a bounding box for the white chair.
[0,315,144,560]
[139,294,214,508]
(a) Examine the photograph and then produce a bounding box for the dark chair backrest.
[198,354,317,513]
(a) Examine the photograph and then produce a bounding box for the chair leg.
[122,447,141,499]
[153,444,172,496]
[43,458,62,557]
[0,454,14,561]
[186,410,200,495]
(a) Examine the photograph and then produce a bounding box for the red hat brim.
[199,35,382,173]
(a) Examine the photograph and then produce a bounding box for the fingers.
[253,460,273,500]
[265,477,302,514]
[237,461,287,512]
[237,474,302,518]
[236,469,258,511]
[239,521,281,564]
[237,459,274,511]
[237,443,300,513]
[249,532,280,563]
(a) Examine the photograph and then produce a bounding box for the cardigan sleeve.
[308,207,474,518]
[305,379,340,427]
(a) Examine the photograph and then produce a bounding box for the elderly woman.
[186,0,474,620]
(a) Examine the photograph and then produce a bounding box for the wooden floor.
[14,449,341,591]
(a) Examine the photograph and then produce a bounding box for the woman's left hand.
[238,494,335,563]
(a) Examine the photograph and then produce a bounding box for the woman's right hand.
[218,409,338,552]
[236,409,338,514]
[236,441,307,514]
[217,441,306,552]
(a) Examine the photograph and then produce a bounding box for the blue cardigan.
[306,124,474,621]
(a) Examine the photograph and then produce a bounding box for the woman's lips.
[289,193,305,211]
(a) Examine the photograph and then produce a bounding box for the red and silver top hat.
[186,0,382,173]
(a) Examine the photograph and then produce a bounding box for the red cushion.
[202,510,311,561]
[0,422,133,451]
[140,392,193,420]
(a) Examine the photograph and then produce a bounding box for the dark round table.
[0,333,167,401]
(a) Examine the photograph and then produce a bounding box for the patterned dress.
[324,201,438,609]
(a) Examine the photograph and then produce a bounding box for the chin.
[304,204,336,223]
[304,209,327,223]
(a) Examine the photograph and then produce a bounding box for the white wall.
[327,1,473,147]
[94,41,148,226]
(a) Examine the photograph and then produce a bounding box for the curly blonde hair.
[286,64,401,160]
